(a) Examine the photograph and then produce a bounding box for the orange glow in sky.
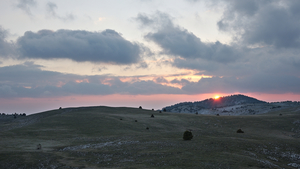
[214,95,220,99]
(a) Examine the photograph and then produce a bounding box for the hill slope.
[1,106,300,168]
[163,94,300,115]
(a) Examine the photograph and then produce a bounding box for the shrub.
[163,108,166,112]
[151,114,154,118]
[237,129,244,133]
[37,144,42,150]
[183,130,193,140]
[139,106,142,109]
[146,127,149,130]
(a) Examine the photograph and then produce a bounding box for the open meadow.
[1,106,300,168]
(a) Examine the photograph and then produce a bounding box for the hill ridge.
[162,94,299,115]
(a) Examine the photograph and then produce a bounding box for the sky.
[0,0,300,114]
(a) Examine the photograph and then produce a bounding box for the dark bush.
[135,120,137,122]
[237,129,244,133]
[152,109,154,111]
[120,118,122,120]
[159,111,162,113]
[37,144,42,150]
[139,106,142,109]
[279,114,282,116]
[195,112,198,115]
[163,108,166,112]
[151,114,154,118]
[59,107,62,110]
[183,130,193,140]
[146,127,149,130]
[216,114,219,116]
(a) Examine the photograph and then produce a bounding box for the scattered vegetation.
[237,129,244,133]
[183,130,193,140]
[37,144,42,150]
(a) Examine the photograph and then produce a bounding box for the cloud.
[0,63,182,98]
[46,2,75,22]
[133,10,300,96]
[136,12,241,63]
[0,62,300,98]
[180,75,300,95]
[15,0,36,16]
[16,29,144,64]
[217,0,300,48]
[0,26,16,58]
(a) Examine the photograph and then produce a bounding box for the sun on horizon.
[214,95,220,99]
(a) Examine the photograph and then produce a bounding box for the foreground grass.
[0,106,300,168]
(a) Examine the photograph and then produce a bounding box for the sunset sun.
[214,95,220,99]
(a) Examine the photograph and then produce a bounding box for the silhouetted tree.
[163,108,166,112]
[139,106,142,109]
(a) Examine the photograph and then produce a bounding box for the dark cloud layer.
[136,12,240,63]
[218,0,300,48]
[0,63,182,98]
[17,29,143,64]
[179,75,300,95]
[1,62,300,99]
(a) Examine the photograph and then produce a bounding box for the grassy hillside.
[1,106,300,168]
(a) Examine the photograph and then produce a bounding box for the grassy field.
[0,106,300,168]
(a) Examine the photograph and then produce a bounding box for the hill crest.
[162,94,299,115]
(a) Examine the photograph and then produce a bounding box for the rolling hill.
[163,94,300,115]
[1,105,300,168]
